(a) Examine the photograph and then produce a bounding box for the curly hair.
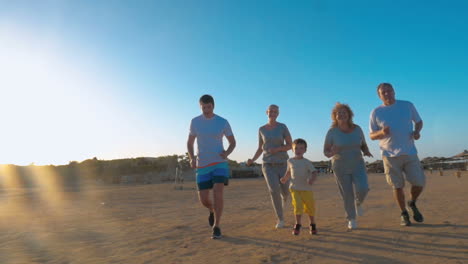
[331,102,354,128]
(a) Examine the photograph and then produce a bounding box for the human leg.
[262,164,286,223]
[393,187,406,212]
[334,172,356,221]
[301,191,317,234]
[278,164,290,209]
[198,189,213,211]
[352,161,370,208]
[403,155,425,222]
[383,156,411,226]
[403,155,425,202]
[212,182,224,227]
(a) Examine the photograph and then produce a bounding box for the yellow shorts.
[290,189,315,216]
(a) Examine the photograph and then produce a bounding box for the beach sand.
[0,170,467,264]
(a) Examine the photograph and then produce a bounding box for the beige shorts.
[382,155,426,189]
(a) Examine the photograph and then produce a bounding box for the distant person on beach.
[187,94,236,239]
[280,138,318,236]
[369,83,425,226]
[324,103,372,230]
[247,104,292,229]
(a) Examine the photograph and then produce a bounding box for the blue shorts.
[196,162,230,190]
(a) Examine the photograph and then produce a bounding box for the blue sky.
[0,0,467,165]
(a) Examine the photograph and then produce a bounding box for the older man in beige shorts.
[370,83,425,226]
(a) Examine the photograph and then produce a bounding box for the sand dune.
[0,170,467,264]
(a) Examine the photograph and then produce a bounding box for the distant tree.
[178,153,191,170]
[228,159,239,168]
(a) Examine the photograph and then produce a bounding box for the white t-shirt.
[369,100,422,157]
[287,158,316,191]
[189,114,234,167]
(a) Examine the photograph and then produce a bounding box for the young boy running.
[280,138,318,235]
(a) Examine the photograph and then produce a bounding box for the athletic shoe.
[212,226,222,239]
[275,220,285,229]
[208,212,214,227]
[292,224,301,236]
[348,219,357,230]
[356,203,364,217]
[400,211,412,226]
[310,224,318,235]
[407,201,424,223]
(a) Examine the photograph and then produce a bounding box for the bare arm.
[360,127,373,157]
[323,143,339,158]
[369,126,390,140]
[187,135,197,168]
[413,120,423,140]
[308,171,318,185]
[220,135,236,159]
[361,143,373,157]
[247,138,264,166]
[280,168,291,184]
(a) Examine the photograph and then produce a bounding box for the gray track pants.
[333,160,369,221]
[262,163,289,221]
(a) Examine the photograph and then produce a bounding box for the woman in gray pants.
[324,103,373,230]
[247,104,292,229]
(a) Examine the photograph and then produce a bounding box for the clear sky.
[1,0,467,165]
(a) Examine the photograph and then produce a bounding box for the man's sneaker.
[292,224,301,236]
[275,220,285,229]
[212,226,222,239]
[400,211,412,226]
[208,212,214,227]
[310,224,318,235]
[348,219,357,230]
[356,203,364,217]
[407,201,424,223]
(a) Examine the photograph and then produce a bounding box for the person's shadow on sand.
[219,235,410,264]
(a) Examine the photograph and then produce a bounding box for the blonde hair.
[331,103,354,128]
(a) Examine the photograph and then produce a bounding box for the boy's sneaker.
[292,224,301,236]
[212,226,222,239]
[309,224,318,235]
[400,211,412,226]
[208,212,214,227]
[407,201,424,223]
[348,219,357,230]
[275,220,285,229]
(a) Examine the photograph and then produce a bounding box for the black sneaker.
[212,226,222,239]
[310,224,318,235]
[208,212,214,227]
[407,201,424,223]
[400,211,412,226]
[292,224,301,236]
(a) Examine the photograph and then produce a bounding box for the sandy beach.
[0,170,467,264]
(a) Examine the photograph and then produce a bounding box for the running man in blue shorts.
[187,95,236,239]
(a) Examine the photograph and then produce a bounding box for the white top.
[369,100,422,157]
[287,158,316,191]
[189,114,234,167]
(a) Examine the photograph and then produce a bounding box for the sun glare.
[0,24,140,166]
